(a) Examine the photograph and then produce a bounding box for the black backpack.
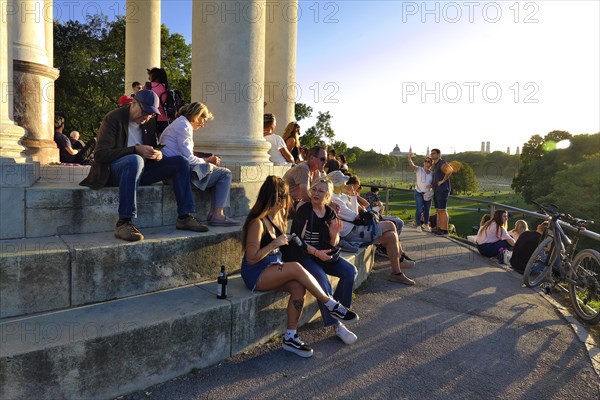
[161,88,184,120]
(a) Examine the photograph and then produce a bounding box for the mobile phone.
[154,143,165,150]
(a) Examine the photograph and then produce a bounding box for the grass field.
[361,186,538,238]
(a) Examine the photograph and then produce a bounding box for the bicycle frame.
[548,216,582,285]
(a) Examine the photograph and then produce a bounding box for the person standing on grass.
[408,152,433,232]
[430,148,454,236]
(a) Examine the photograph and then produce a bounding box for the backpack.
[160,88,184,120]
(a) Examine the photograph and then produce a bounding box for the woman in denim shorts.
[240,176,359,358]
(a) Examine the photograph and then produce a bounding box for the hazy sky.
[54,0,600,154]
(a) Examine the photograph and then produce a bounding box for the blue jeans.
[108,154,195,220]
[414,191,432,225]
[203,166,232,209]
[477,240,512,257]
[300,255,357,326]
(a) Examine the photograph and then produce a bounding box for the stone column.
[1,0,28,163]
[191,0,271,165]
[11,0,60,164]
[264,0,297,129]
[125,0,161,94]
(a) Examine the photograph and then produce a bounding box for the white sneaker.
[421,224,431,232]
[416,226,422,233]
[335,324,357,345]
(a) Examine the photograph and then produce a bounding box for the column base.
[196,136,272,165]
[0,122,29,163]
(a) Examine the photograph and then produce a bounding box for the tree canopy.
[54,16,192,140]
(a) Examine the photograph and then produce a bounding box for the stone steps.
[1,226,242,319]
[0,247,373,400]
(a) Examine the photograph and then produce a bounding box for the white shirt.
[127,120,143,147]
[265,134,291,165]
[476,221,513,244]
[331,193,358,237]
[160,116,206,166]
[415,166,433,193]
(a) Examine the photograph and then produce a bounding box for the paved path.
[121,228,599,400]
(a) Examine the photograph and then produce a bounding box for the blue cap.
[134,89,160,115]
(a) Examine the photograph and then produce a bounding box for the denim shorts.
[434,189,450,210]
[241,251,283,291]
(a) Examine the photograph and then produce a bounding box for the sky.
[53,0,600,155]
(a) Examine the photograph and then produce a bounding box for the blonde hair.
[308,178,333,205]
[512,220,528,235]
[177,102,214,122]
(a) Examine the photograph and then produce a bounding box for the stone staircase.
[0,165,375,399]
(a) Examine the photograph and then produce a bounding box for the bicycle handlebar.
[531,201,594,228]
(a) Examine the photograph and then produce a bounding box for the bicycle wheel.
[568,249,600,324]
[523,237,556,288]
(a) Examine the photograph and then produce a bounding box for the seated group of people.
[239,152,417,357]
[475,211,548,273]
[75,89,415,358]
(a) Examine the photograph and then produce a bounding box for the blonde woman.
[161,102,239,226]
[241,176,359,357]
[282,121,303,163]
[509,220,528,242]
[290,177,359,345]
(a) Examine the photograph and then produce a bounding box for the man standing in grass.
[430,148,454,236]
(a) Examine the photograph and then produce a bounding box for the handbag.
[423,190,434,202]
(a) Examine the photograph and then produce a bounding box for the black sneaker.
[434,230,449,236]
[329,303,359,325]
[282,334,313,358]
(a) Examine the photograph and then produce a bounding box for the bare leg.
[256,262,331,303]
[279,280,306,330]
[438,209,449,231]
[378,230,401,274]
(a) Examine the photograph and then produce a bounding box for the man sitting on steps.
[80,90,207,241]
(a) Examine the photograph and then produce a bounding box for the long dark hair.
[242,176,290,250]
[482,210,507,238]
[147,67,168,86]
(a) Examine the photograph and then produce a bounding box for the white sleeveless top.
[415,166,433,193]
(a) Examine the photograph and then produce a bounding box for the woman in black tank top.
[240,176,359,358]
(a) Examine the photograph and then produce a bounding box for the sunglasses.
[424,160,432,163]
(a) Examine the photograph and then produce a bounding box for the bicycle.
[523,202,600,324]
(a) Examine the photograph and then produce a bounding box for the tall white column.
[191,0,271,165]
[264,0,297,129]
[10,0,59,164]
[0,0,28,163]
[125,0,161,94]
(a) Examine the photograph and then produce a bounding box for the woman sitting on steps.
[241,176,359,358]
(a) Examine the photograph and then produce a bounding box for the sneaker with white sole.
[283,334,313,358]
[329,302,359,325]
[416,226,422,233]
[387,272,416,285]
[335,324,357,345]
[421,224,431,232]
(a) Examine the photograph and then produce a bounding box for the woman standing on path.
[408,152,433,232]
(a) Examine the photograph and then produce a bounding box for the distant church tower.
[507,147,510,154]
[426,146,430,156]
[516,146,520,155]
[486,141,490,153]
[481,142,485,152]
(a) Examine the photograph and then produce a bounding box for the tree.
[294,103,313,121]
[54,16,192,140]
[300,111,335,148]
[450,163,478,194]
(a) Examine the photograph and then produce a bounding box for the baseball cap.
[134,89,160,115]
[327,170,350,187]
[118,95,133,106]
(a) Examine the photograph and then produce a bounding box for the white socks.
[285,329,297,339]
[325,297,338,311]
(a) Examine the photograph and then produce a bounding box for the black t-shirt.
[291,202,336,248]
[324,159,340,173]
[510,231,542,273]
[54,131,75,163]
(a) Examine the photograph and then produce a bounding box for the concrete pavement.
[121,227,599,400]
